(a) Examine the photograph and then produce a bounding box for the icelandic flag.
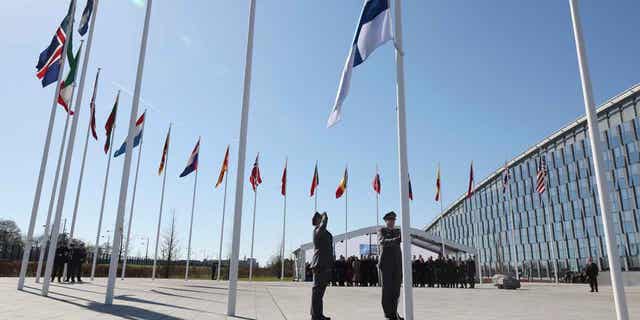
[78,0,95,36]
[114,112,145,158]
[327,0,393,127]
[179,139,200,178]
[36,1,74,88]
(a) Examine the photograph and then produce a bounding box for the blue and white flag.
[114,112,145,158]
[327,0,393,127]
[78,0,95,36]
[179,139,200,178]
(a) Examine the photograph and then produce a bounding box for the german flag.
[158,126,170,175]
[335,167,348,199]
[215,145,229,188]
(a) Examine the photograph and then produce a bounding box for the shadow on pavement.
[150,289,225,303]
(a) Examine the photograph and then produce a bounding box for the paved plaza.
[2,277,639,319]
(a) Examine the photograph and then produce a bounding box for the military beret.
[383,211,397,220]
[312,212,322,225]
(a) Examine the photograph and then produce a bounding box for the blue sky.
[2,0,640,264]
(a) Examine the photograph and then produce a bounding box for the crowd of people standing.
[51,237,87,283]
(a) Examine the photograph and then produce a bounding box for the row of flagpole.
[18,0,630,319]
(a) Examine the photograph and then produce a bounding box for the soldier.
[51,241,68,283]
[71,242,86,282]
[310,212,334,320]
[378,211,403,320]
[466,256,476,289]
[585,258,599,293]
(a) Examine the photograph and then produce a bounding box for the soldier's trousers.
[589,277,598,292]
[311,269,330,320]
[379,266,402,319]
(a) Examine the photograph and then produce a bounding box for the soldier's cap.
[312,212,322,225]
[383,211,397,221]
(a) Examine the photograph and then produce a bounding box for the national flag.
[179,139,200,178]
[310,162,319,197]
[466,162,474,198]
[113,112,145,157]
[372,172,381,194]
[435,165,441,202]
[158,127,170,175]
[104,92,119,154]
[327,0,394,127]
[78,0,94,36]
[249,153,262,191]
[408,173,413,201]
[281,160,287,196]
[57,37,82,115]
[536,157,547,194]
[88,69,100,140]
[215,146,230,188]
[36,1,74,88]
[502,162,511,195]
[335,168,348,199]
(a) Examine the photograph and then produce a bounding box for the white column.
[105,0,152,305]
[35,111,71,283]
[280,162,287,280]
[506,177,520,280]
[568,1,629,318]
[393,0,414,318]
[152,124,171,280]
[122,113,147,279]
[185,168,199,281]
[248,189,258,281]
[227,0,256,315]
[17,0,76,291]
[216,169,229,281]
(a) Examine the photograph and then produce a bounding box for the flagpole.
[70,68,101,239]
[505,166,519,280]
[35,110,72,284]
[185,165,199,281]
[249,188,258,281]
[69,0,100,238]
[227,0,256,314]
[216,165,228,281]
[392,0,414,318]
[344,167,348,258]
[17,0,76,291]
[540,155,559,284]
[568,1,628,318]
[280,158,287,281]
[314,161,318,212]
[439,163,446,257]
[105,0,152,304]
[90,124,116,281]
[122,111,147,279]
[152,123,171,280]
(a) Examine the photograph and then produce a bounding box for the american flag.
[536,157,547,194]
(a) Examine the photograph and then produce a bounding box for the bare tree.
[0,219,23,259]
[161,210,180,278]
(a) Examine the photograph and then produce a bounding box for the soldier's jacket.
[311,214,334,271]
[377,227,401,270]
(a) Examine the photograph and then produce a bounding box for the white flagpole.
[344,170,348,258]
[69,0,100,238]
[376,164,380,225]
[216,164,229,281]
[90,105,117,281]
[70,69,101,239]
[121,111,147,279]
[227,0,256,314]
[17,0,75,291]
[185,166,199,281]
[152,124,171,280]
[393,0,414,318]
[105,0,152,304]
[280,158,287,281]
[440,165,446,257]
[505,167,519,280]
[35,110,72,284]
[568,1,629,318]
[248,187,258,281]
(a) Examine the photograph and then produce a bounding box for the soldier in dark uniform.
[51,241,68,283]
[378,211,403,320]
[71,242,86,282]
[466,256,476,289]
[310,212,334,320]
[585,258,599,293]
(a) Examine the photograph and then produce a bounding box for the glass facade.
[425,86,640,278]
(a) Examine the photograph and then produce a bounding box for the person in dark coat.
[310,212,334,320]
[52,242,69,283]
[466,256,476,289]
[378,211,403,320]
[585,258,599,293]
[70,242,86,282]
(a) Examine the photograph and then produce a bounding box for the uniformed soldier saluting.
[378,211,404,320]
[310,212,334,320]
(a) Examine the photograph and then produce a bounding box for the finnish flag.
[327,0,394,127]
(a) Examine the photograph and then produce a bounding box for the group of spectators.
[411,255,476,288]
[51,237,87,283]
[304,253,477,289]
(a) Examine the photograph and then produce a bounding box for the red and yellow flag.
[310,162,319,197]
[215,145,230,188]
[335,167,348,199]
[158,126,170,175]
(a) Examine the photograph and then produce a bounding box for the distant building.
[425,84,640,278]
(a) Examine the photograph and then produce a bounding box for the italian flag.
[57,38,82,115]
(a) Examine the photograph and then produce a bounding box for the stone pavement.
[1,277,638,319]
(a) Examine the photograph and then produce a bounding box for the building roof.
[424,83,640,232]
